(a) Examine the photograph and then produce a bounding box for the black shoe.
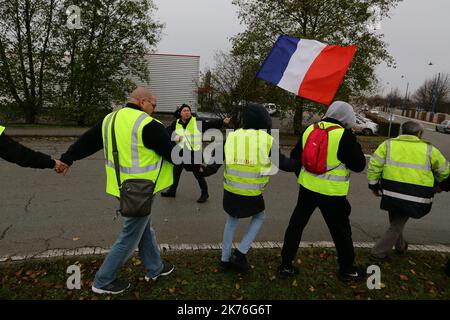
[394,242,408,255]
[277,265,299,279]
[338,266,366,282]
[161,190,176,198]
[145,262,174,281]
[218,261,233,273]
[230,249,249,272]
[91,279,130,295]
[369,254,391,262]
[197,192,209,203]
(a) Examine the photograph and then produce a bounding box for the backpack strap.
[326,125,342,132]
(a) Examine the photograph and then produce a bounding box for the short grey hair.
[401,121,424,135]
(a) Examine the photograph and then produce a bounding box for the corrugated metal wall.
[130,54,199,113]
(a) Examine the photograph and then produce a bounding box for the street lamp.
[428,62,440,118]
[401,75,409,115]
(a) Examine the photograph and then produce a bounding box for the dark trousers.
[168,164,208,194]
[281,185,355,271]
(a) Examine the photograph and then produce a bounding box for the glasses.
[144,98,156,108]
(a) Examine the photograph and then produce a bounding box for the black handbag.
[111,111,162,217]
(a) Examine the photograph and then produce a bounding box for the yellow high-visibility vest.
[102,108,173,197]
[224,129,273,196]
[298,121,350,196]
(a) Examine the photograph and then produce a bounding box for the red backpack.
[301,123,341,174]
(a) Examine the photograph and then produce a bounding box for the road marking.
[2,241,449,262]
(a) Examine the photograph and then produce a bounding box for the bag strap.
[111,111,122,189]
[111,110,164,189]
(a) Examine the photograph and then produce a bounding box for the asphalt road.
[0,121,449,257]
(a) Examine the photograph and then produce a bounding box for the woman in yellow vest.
[279,101,367,282]
[200,103,298,272]
[162,104,230,203]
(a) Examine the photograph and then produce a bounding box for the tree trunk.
[293,102,304,134]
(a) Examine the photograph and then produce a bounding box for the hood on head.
[323,101,356,129]
[243,102,272,130]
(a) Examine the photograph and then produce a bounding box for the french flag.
[256,35,357,106]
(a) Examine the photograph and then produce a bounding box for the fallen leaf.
[308,284,315,292]
[211,267,218,273]
[400,285,407,291]
[292,279,298,287]
[380,282,386,289]
[410,269,416,275]
[296,258,302,265]
[235,283,240,290]
[72,237,80,241]
[168,287,176,294]
[385,295,390,299]
[269,275,276,281]
[408,260,416,266]
[399,274,409,281]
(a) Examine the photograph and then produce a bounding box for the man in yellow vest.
[367,120,449,261]
[58,87,177,294]
[279,101,367,282]
[162,104,230,203]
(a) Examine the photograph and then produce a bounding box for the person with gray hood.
[278,101,367,282]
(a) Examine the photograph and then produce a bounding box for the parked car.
[354,117,379,136]
[435,120,450,133]
[195,112,223,124]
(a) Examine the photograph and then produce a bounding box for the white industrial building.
[130,53,200,113]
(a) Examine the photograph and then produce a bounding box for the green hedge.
[364,113,401,137]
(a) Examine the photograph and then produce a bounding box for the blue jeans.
[221,211,265,262]
[93,212,164,289]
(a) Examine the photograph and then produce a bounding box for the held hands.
[223,117,232,125]
[54,160,69,176]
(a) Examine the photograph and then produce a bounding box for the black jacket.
[0,132,55,168]
[290,118,366,175]
[60,103,177,166]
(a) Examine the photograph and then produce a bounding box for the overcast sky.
[153,0,450,97]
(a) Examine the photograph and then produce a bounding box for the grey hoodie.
[323,101,356,129]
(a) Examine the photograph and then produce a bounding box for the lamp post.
[431,72,441,116]
[402,80,409,116]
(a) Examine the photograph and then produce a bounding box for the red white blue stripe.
[257,35,357,106]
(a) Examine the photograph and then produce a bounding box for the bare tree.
[413,73,450,113]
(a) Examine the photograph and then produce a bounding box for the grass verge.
[1,248,449,300]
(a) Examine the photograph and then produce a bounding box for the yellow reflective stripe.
[436,161,449,174]
[106,159,162,174]
[385,140,431,170]
[302,168,349,182]
[371,154,385,164]
[131,113,150,167]
[326,164,347,171]
[224,179,267,190]
[0,125,5,135]
[225,168,264,178]
[382,190,433,204]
